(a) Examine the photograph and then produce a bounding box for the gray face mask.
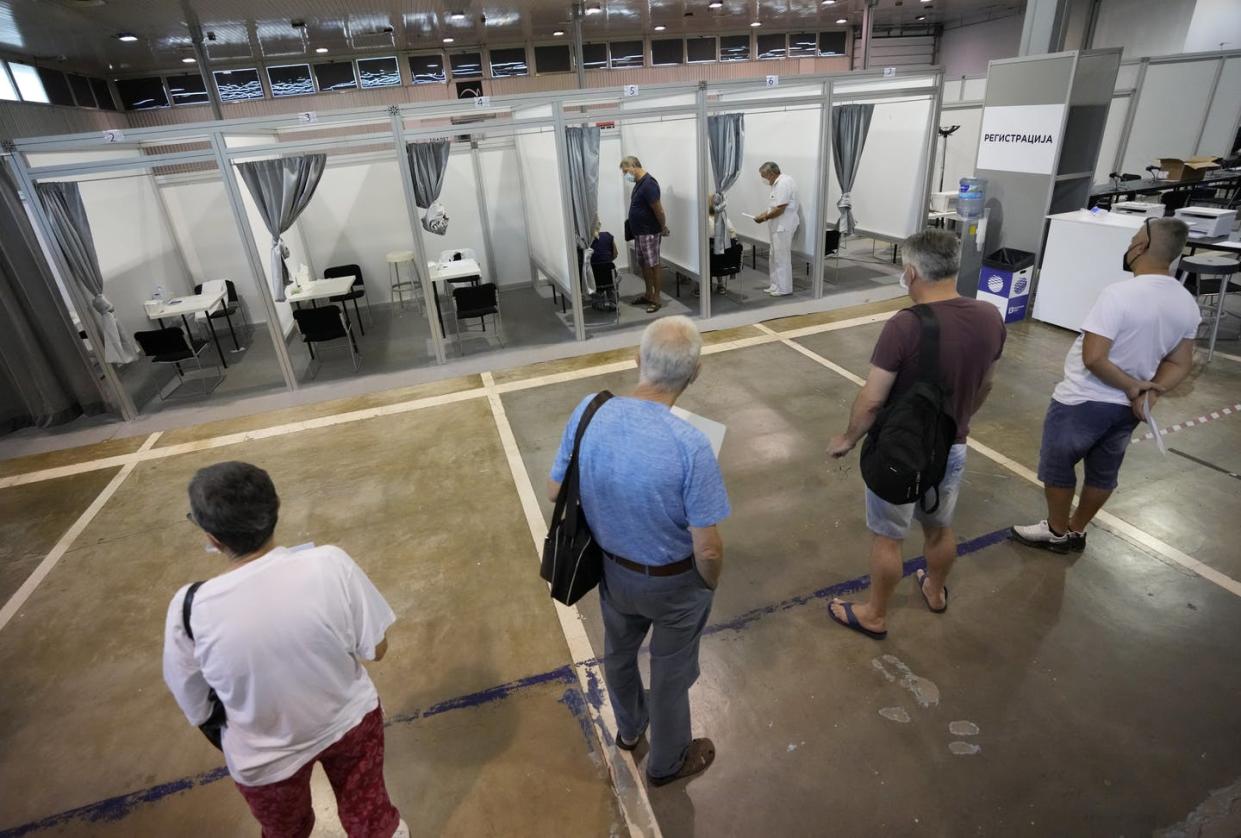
[624,172,636,183]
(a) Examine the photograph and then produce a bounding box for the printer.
[1174,206,1236,237]
[1111,201,1164,219]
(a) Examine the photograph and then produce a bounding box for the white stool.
[386,250,418,312]
[1180,252,1241,362]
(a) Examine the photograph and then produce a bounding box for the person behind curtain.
[704,201,738,296]
[547,316,729,787]
[163,462,408,838]
[752,162,800,297]
[589,222,619,312]
[620,156,670,315]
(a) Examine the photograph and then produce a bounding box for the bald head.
[638,316,702,393]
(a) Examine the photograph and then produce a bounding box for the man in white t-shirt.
[1012,218,1200,553]
[163,462,407,838]
[753,162,800,297]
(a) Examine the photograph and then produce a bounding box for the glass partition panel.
[27,153,289,415]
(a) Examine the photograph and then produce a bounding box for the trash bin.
[978,248,1035,323]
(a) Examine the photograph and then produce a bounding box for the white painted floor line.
[0,432,162,635]
[754,323,867,386]
[2,309,902,488]
[480,372,662,838]
[765,335,1241,601]
[1212,350,1241,364]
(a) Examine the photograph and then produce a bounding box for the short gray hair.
[188,461,280,556]
[1145,217,1189,265]
[639,316,703,392]
[620,155,642,169]
[759,161,780,176]
[901,229,960,282]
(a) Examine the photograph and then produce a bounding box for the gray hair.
[759,161,780,176]
[901,229,960,282]
[638,316,703,392]
[620,155,642,169]
[188,461,280,556]
[1145,217,1189,265]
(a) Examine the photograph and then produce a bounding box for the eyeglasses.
[186,511,197,525]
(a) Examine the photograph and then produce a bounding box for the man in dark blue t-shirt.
[620,156,670,314]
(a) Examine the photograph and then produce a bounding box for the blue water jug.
[958,177,986,220]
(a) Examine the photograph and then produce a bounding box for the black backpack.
[860,305,958,513]
[541,391,613,606]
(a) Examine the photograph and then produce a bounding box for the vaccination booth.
[5,66,943,421]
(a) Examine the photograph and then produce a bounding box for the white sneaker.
[769,290,792,297]
[761,285,777,293]
[392,818,410,838]
[1010,520,1072,554]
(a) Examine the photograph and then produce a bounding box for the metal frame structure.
[3,64,943,422]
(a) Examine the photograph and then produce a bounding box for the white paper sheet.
[1143,392,1167,456]
[670,406,726,457]
[741,212,757,220]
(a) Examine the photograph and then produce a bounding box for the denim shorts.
[865,443,968,539]
[1037,399,1139,490]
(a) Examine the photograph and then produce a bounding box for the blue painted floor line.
[0,527,1012,836]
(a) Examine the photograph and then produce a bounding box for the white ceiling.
[0,0,1024,74]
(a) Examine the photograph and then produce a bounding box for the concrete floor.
[2,296,1241,837]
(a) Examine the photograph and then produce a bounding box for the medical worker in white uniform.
[754,161,800,297]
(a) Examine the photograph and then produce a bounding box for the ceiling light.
[708,1,723,8]
[181,57,196,64]
[443,36,455,43]
[584,4,602,14]
[449,10,467,20]
[821,0,835,4]
[315,47,328,53]
[836,18,848,24]
[553,29,565,36]
[916,15,926,20]
[750,20,762,27]
[654,24,666,31]
[115,32,138,42]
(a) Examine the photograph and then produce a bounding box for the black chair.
[589,262,622,325]
[324,264,368,335]
[133,326,224,399]
[193,279,247,326]
[709,241,744,295]
[452,282,504,354]
[292,305,359,374]
[1160,190,1190,215]
[446,251,482,289]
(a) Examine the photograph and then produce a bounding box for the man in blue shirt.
[548,316,729,787]
[621,156,670,314]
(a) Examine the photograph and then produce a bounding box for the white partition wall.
[477,140,535,287]
[513,105,574,296]
[597,130,629,272]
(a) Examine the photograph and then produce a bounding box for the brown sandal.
[648,738,715,787]
[645,302,662,314]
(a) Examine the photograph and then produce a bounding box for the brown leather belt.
[605,551,695,577]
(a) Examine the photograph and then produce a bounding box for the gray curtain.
[707,113,745,254]
[35,181,137,365]
[565,126,601,291]
[4,169,107,432]
[236,153,326,303]
[407,140,451,209]
[832,104,874,236]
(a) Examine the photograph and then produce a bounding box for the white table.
[1033,210,1148,332]
[145,285,235,367]
[428,259,482,338]
[286,275,356,304]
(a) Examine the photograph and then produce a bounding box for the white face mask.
[898,268,911,292]
[624,172,636,183]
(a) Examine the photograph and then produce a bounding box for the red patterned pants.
[235,705,400,838]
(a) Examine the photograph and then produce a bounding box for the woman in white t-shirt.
[163,461,408,838]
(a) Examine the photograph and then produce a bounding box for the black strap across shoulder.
[910,303,943,385]
[549,390,614,543]
[179,579,228,750]
[181,580,205,641]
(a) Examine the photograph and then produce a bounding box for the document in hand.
[1143,392,1167,456]
[741,212,757,219]
[670,406,726,457]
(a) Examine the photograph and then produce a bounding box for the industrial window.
[490,47,528,78]
[267,64,314,97]
[582,43,608,70]
[39,68,75,106]
[534,45,572,74]
[67,74,96,107]
[651,39,683,66]
[9,63,47,102]
[449,51,483,79]
[686,37,716,63]
[116,76,168,109]
[214,68,264,101]
[166,73,208,106]
[788,33,818,57]
[409,54,446,84]
[609,40,644,69]
[313,62,357,92]
[91,78,116,110]
[719,35,750,62]
[0,65,18,101]
[819,31,848,56]
[756,34,787,60]
[357,56,400,88]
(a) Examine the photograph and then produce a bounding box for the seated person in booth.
[163,462,408,838]
[620,155,670,315]
[590,223,619,312]
[1012,218,1200,553]
[704,201,738,296]
[752,162,800,298]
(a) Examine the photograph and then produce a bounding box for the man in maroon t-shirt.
[826,230,1006,639]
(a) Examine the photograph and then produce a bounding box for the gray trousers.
[599,558,714,778]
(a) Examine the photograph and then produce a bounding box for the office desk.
[1090,170,1241,203]
[145,285,235,367]
[286,275,356,304]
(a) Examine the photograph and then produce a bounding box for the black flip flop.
[828,599,887,640]
[915,569,948,614]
